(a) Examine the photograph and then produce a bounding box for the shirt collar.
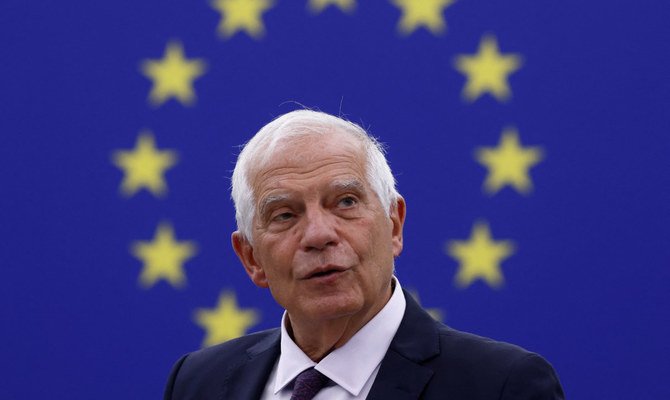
[273,277,406,396]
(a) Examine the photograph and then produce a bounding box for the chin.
[303,292,365,321]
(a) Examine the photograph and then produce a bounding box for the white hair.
[231,109,400,242]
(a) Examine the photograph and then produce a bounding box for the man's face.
[232,133,405,326]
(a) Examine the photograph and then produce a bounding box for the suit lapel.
[367,290,441,400]
[221,330,281,400]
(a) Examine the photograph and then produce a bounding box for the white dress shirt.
[260,277,407,400]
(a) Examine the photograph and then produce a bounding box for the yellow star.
[476,127,544,195]
[195,291,260,347]
[391,0,455,35]
[446,221,515,289]
[140,41,206,107]
[454,35,523,102]
[112,131,178,198]
[309,0,356,13]
[211,0,274,39]
[131,222,197,289]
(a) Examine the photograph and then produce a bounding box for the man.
[164,110,565,399]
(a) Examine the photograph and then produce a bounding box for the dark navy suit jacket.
[164,290,564,399]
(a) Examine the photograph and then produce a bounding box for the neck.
[286,283,394,361]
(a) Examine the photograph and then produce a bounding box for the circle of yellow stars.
[110,0,550,344]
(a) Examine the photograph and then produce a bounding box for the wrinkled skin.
[232,133,405,360]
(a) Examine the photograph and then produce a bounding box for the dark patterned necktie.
[290,367,329,400]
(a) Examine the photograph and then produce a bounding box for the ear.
[389,196,406,257]
[231,231,269,288]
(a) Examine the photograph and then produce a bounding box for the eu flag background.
[2,1,669,398]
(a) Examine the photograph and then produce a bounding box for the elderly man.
[164,110,564,399]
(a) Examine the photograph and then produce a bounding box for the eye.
[337,196,358,208]
[272,212,294,222]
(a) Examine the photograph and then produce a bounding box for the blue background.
[1,0,669,398]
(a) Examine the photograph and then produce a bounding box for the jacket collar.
[220,329,281,400]
[366,289,441,399]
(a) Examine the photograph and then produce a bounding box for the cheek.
[366,217,393,248]
[348,219,392,264]
[256,237,295,278]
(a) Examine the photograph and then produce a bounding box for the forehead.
[250,133,368,197]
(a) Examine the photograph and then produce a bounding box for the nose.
[299,207,339,251]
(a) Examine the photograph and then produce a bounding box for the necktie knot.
[290,367,329,400]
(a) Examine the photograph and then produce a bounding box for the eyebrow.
[331,178,366,193]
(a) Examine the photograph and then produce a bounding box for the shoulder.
[383,291,564,398]
[163,329,280,399]
[178,328,279,370]
[436,323,535,367]
[429,323,564,399]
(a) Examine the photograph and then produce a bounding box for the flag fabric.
[1,1,669,398]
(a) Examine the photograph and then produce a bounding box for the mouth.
[303,265,349,280]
